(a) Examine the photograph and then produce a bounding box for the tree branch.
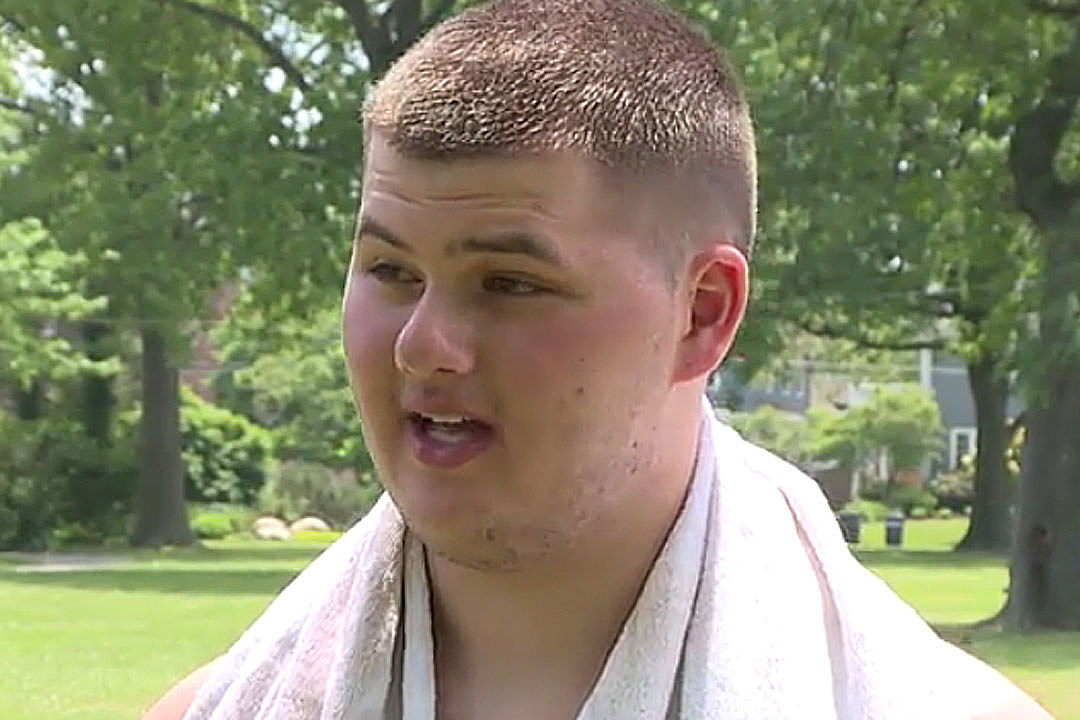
[0,10,27,34]
[0,97,41,117]
[1067,179,1080,206]
[156,0,311,92]
[335,0,392,76]
[1028,0,1080,17]
[1008,24,1080,227]
[885,0,928,110]
[800,320,947,351]
[420,0,457,34]
[389,0,422,58]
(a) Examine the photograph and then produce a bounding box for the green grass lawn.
[1,520,1077,719]
[856,519,1079,719]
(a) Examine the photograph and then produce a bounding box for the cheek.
[342,286,401,408]
[512,298,672,419]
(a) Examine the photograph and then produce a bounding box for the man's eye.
[483,275,546,296]
[365,262,420,285]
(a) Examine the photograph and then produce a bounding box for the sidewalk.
[2,551,134,573]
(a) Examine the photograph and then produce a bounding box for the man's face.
[342,133,686,570]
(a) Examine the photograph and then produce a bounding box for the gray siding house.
[921,351,1025,473]
[712,349,1024,476]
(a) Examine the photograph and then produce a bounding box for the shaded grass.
[2,522,1078,718]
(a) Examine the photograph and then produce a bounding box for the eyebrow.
[356,215,566,267]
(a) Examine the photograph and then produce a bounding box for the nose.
[394,291,476,378]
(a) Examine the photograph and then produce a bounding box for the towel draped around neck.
[184,399,1016,719]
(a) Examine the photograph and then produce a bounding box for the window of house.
[949,427,977,469]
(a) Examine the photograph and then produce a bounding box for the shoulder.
[141,658,222,720]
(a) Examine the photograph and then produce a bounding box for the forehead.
[362,132,626,227]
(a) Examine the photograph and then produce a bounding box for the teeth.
[421,413,469,424]
[427,424,470,443]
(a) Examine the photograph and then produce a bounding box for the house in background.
[918,350,1025,473]
[711,349,1025,506]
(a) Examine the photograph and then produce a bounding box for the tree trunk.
[81,319,114,446]
[1002,226,1080,631]
[130,326,194,547]
[999,19,1080,631]
[955,354,1012,552]
[1003,361,1080,630]
[14,378,44,420]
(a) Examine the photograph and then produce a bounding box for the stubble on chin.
[418,518,524,573]
[412,505,593,574]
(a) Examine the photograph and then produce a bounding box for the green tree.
[688,0,1079,627]
[681,0,1042,554]
[0,220,107,406]
[213,302,374,471]
[850,385,944,479]
[0,0,460,545]
[729,405,815,468]
[2,46,107,418]
[1,1,259,545]
[999,7,1080,631]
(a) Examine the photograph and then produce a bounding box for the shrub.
[729,405,814,467]
[909,506,931,520]
[0,412,135,550]
[858,479,887,502]
[842,499,891,522]
[49,521,110,548]
[180,388,274,505]
[189,503,255,539]
[927,465,975,513]
[257,461,381,529]
[191,513,235,539]
[934,508,955,519]
[885,484,937,516]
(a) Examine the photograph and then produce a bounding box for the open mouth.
[406,412,496,468]
[409,413,492,441]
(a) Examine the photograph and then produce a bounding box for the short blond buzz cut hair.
[363,0,757,258]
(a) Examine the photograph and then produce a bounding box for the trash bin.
[885,511,905,547]
[837,511,861,545]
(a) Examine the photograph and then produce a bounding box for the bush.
[729,405,814,467]
[885,484,938,517]
[858,479,887,502]
[909,506,931,520]
[927,465,975,513]
[49,521,111,548]
[257,461,381,529]
[180,389,274,505]
[934,508,955,519]
[189,503,255,539]
[0,412,135,550]
[842,499,891,522]
[191,513,235,539]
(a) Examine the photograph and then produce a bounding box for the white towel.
[184,398,1018,719]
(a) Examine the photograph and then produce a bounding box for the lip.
[402,397,493,426]
[405,413,497,469]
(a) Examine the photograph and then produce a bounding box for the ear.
[672,244,749,384]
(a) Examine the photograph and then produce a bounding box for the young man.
[146,0,1052,718]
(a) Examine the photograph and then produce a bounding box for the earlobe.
[673,245,749,384]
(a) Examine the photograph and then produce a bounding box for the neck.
[428,399,702,718]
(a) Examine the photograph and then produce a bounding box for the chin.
[404,512,525,573]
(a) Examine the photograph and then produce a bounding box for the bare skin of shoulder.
[141,658,221,720]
